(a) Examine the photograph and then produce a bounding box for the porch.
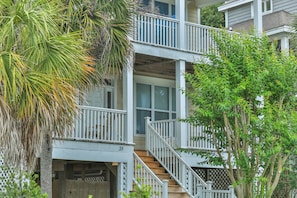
[50,106,224,197]
[54,106,214,151]
[54,106,129,144]
[131,12,225,62]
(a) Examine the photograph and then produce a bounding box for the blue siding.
[273,0,297,14]
[228,3,252,27]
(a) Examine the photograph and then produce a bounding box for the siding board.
[228,4,251,27]
[273,0,297,14]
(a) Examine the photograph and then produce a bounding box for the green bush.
[0,169,48,198]
[121,184,152,198]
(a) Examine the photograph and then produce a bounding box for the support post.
[123,53,134,144]
[197,8,201,24]
[229,185,235,198]
[206,181,213,198]
[117,162,129,198]
[176,0,185,49]
[145,117,151,151]
[253,0,263,34]
[180,163,186,190]
[197,184,203,198]
[162,179,168,198]
[281,36,290,54]
[175,60,187,148]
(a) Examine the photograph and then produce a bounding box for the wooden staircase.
[135,150,190,198]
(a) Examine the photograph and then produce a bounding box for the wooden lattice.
[193,168,232,190]
[0,152,13,192]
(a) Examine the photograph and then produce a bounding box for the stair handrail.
[133,152,168,198]
[145,117,207,198]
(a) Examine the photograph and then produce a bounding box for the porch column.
[281,36,290,52]
[176,60,187,148]
[117,162,128,198]
[253,0,263,34]
[123,53,134,144]
[176,0,186,49]
[117,159,133,197]
[197,8,201,24]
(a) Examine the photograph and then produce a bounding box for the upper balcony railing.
[132,12,223,55]
[55,106,127,144]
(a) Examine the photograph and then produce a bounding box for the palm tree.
[0,0,133,197]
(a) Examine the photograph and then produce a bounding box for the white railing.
[133,153,168,198]
[187,124,216,150]
[58,106,127,144]
[150,119,176,148]
[146,117,236,198]
[199,182,236,198]
[133,13,178,48]
[145,117,207,198]
[185,22,218,54]
[149,119,217,151]
[132,13,229,55]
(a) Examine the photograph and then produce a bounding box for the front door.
[135,76,176,135]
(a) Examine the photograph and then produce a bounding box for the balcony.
[131,12,223,55]
[55,106,128,144]
[230,11,294,34]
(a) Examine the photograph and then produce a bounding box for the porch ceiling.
[134,53,194,78]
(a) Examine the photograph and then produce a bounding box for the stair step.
[168,185,182,192]
[135,150,148,156]
[168,179,176,185]
[134,150,189,196]
[145,161,161,168]
[168,192,190,198]
[140,156,155,162]
[150,167,166,174]
[156,173,171,180]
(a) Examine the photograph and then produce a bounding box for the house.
[1,0,294,198]
[50,0,234,197]
[218,0,296,51]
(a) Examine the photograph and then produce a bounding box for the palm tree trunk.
[40,133,52,198]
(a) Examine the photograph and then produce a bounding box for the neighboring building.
[218,0,296,51]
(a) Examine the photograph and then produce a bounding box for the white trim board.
[218,0,253,11]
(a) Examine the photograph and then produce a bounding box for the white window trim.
[153,0,175,17]
[262,0,273,14]
[134,75,176,136]
[251,0,273,17]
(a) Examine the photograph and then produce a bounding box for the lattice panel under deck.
[0,152,13,192]
[193,168,232,190]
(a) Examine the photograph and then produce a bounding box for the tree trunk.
[40,133,52,198]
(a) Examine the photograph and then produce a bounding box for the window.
[139,0,175,18]
[135,80,176,134]
[262,0,272,13]
[81,80,114,109]
[155,1,175,18]
[251,0,272,17]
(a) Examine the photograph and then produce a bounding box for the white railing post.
[206,181,212,198]
[180,163,186,189]
[229,185,235,198]
[145,117,151,151]
[162,180,168,198]
[197,184,203,198]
